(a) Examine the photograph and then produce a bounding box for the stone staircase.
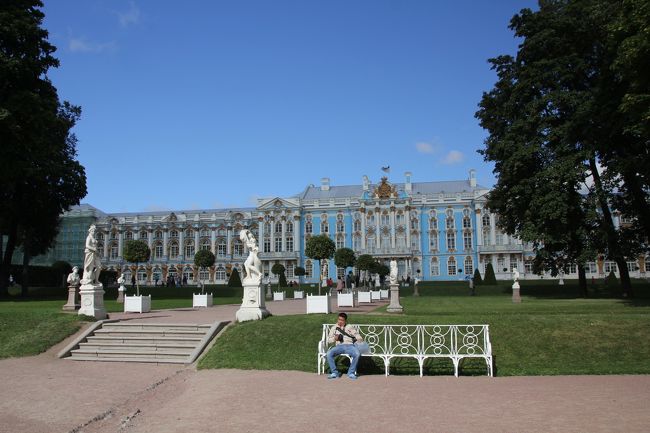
[61,321,225,364]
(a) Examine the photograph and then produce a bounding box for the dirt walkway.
[1,300,648,433]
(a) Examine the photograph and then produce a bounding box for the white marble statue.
[66,266,80,286]
[512,268,520,283]
[81,225,102,285]
[117,274,126,288]
[240,229,262,284]
[389,260,398,285]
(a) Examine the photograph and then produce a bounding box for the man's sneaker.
[327,372,340,379]
[347,373,358,380]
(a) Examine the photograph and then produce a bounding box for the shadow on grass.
[332,355,491,377]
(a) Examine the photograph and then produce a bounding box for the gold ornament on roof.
[374,177,397,199]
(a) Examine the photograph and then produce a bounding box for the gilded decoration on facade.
[374,177,398,199]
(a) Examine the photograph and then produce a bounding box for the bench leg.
[486,356,493,377]
[384,357,390,376]
[418,357,424,377]
[452,357,460,377]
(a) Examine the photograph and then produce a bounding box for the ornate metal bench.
[317,324,493,377]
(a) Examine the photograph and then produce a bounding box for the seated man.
[326,312,363,380]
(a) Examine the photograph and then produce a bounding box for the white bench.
[318,324,493,377]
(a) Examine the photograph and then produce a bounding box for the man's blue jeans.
[327,343,360,376]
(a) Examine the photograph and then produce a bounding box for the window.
[430,217,438,230]
[447,257,457,276]
[497,256,505,272]
[286,221,293,233]
[604,261,617,274]
[286,237,293,252]
[410,218,418,230]
[216,266,226,281]
[183,267,193,282]
[337,267,345,278]
[125,231,133,240]
[264,222,271,234]
[396,212,405,225]
[170,230,178,238]
[446,217,455,230]
[110,243,119,259]
[367,212,375,225]
[286,263,294,279]
[137,269,147,282]
[366,236,375,253]
[264,237,271,253]
[217,240,227,257]
[139,231,148,240]
[185,229,194,238]
[463,216,471,229]
[430,258,439,276]
[185,240,195,258]
[482,213,490,227]
[336,221,345,233]
[627,261,639,272]
[110,231,118,240]
[305,221,313,234]
[410,235,419,251]
[305,260,313,278]
[201,239,211,251]
[381,212,389,226]
[380,234,390,249]
[353,219,361,232]
[274,222,282,234]
[233,240,243,256]
[464,256,473,275]
[446,232,456,250]
[321,220,329,234]
[199,269,209,281]
[154,242,163,259]
[568,264,577,274]
[97,232,105,241]
[495,230,504,246]
[336,234,345,249]
[645,258,650,273]
[153,268,162,282]
[429,232,438,252]
[483,228,491,245]
[154,230,163,239]
[169,241,179,259]
[463,232,472,250]
[275,237,282,252]
[525,261,534,273]
[200,228,210,237]
[586,262,598,273]
[353,235,361,251]
[97,242,104,258]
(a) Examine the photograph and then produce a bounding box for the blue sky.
[42,0,537,213]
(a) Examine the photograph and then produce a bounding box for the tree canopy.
[475,0,649,297]
[123,240,150,295]
[334,248,356,270]
[0,1,87,296]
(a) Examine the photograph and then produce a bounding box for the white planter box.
[337,293,354,307]
[124,295,151,313]
[380,289,389,299]
[358,292,372,303]
[370,290,381,301]
[306,294,329,314]
[273,292,285,301]
[193,293,213,308]
[293,290,304,299]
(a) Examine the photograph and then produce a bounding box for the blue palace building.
[27,170,646,285]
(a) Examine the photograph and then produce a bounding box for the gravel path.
[1,300,648,433]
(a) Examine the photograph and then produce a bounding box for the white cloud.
[416,142,434,154]
[442,150,464,165]
[117,2,140,27]
[68,37,116,53]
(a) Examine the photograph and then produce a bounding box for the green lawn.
[198,280,650,376]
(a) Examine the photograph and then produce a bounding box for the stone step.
[79,342,196,350]
[67,355,189,364]
[86,336,201,346]
[101,323,211,332]
[93,329,207,337]
[72,347,191,358]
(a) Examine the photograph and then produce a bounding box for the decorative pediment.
[373,177,398,199]
[257,197,300,210]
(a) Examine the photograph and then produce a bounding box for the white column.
[375,207,380,249]
[103,240,109,259]
[194,228,200,252]
[476,209,483,247]
[226,228,232,255]
[490,214,496,245]
[210,229,216,254]
[281,219,286,252]
[390,207,396,249]
[293,218,299,252]
[163,230,168,257]
[360,211,366,251]
[406,208,411,248]
[147,229,153,249]
[179,230,185,259]
[117,231,123,258]
[270,220,275,253]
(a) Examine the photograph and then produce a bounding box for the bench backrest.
[321,324,491,357]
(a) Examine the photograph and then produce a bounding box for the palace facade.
[25,170,649,284]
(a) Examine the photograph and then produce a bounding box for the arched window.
[320,218,329,234]
[447,231,456,250]
[169,241,179,259]
[482,213,490,227]
[200,228,210,237]
[274,222,282,234]
[381,211,389,226]
[185,239,195,258]
[137,267,147,282]
[447,257,457,276]
[353,235,361,251]
[110,242,119,259]
[305,221,313,234]
[305,260,313,278]
[217,239,226,257]
[464,256,473,275]
[183,266,193,282]
[154,230,163,239]
[336,234,345,249]
[483,228,491,245]
[353,219,361,232]
[336,221,345,233]
[153,241,163,259]
[198,268,209,281]
[366,235,375,253]
[463,231,473,250]
[233,239,243,256]
[169,230,179,238]
[139,231,148,240]
[430,258,440,276]
[185,229,194,238]
[216,266,226,281]
[367,212,375,225]
[429,232,438,252]
[201,239,211,251]
[125,231,133,240]
[97,242,104,258]
[430,217,438,230]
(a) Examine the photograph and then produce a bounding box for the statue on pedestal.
[389,260,398,285]
[67,266,80,286]
[240,229,262,284]
[62,266,80,311]
[387,259,403,313]
[78,224,107,319]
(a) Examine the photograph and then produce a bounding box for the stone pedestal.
[78,283,107,319]
[236,281,271,322]
[512,282,521,303]
[116,285,126,303]
[387,283,403,313]
[62,284,80,311]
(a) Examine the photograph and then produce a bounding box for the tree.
[475,0,647,297]
[483,263,497,286]
[271,263,286,290]
[227,268,242,288]
[51,260,72,288]
[305,234,335,294]
[375,263,390,286]
[0,1,87,297]
[194,249,215,294]
[294,266,305,290]
[334,248,356,271]
[122,240,150,296]
[473,268,483,285]
[355,254,375,288]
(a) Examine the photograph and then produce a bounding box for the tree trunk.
[0,225,18,297]
[577,264,587,298]
[21,249,30,298]
[621,171,650,241]
[589,157,633,297]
